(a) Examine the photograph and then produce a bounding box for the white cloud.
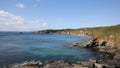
[16,3,25,9]
[42,23,49,27]
[0,10,24,24]
[0,10,50,31]
[0,10,14,17]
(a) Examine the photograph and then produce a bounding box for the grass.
[37,24,120,47]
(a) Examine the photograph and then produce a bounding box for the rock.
[10,60,42,68]
[80,61,92,67]
[43,60,70,68]
[113,53,120,66]
[99,39,107,46]
[22,60,42,66]
[93,63,104,68]
[98,39,105,46]
[77,43,88,48]
[65,43,87,48]
[9,36,120,68]
[89,58,97,63]
[72,63,88,68]
[93,63,115,68]
[65,43,77,47]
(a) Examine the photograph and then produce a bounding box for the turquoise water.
[0,32,98,65]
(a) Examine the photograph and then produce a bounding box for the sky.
[0,0,120,31]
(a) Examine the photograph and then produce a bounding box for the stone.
[93,63,104,68]
[93,63,115,68]
[89,58,97,63]
[10,60,42,68]
[43,60,70,68]
[72,63,88,68]
[22,60,42,66]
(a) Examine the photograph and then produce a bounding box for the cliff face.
[35,24,120,47]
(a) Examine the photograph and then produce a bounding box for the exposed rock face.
[66,38,120,67]
[66,38,100,48]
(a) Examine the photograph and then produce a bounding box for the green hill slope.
[36,24,120,47]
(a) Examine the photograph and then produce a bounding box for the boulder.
[93,63,115,68]
[89,58,97,63]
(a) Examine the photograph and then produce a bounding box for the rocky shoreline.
[4,58,115,68]
[27,25,120,68]
[66,37,120,67]
[3,37,119,68]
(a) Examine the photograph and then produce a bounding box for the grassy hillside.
[36,24,120,47]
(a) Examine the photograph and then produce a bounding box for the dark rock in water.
[66,38,100,48]
[65,43,88,48]
[20,32,23,34]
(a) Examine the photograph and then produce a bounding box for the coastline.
[3,26,120,68]
[63,32,120,67]
[5,33,120,68]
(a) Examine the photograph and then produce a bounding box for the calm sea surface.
[0,32,98,65]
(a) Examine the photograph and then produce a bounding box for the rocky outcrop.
[65,43,87,48]
[9,58,116,68]
[66,38,120,67]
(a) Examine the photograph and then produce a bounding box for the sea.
[0,32,99,65]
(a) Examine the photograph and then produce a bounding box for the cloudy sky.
[0,0,120,31]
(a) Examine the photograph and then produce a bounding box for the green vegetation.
[36,24,120,47]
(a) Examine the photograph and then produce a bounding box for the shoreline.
[2,33,120,68]
[65,34,120,67]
